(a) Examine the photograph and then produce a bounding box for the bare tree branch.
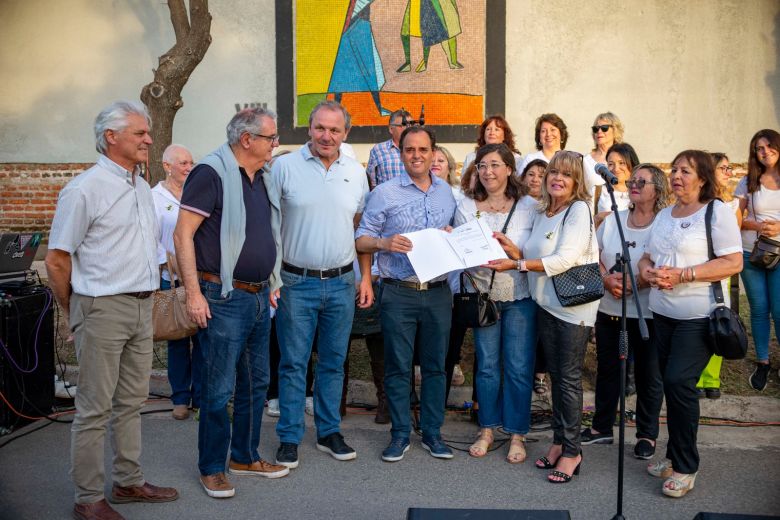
[141,0,211,184]
[168,0,190,42]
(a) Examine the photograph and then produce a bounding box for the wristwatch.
[516,259,528,272]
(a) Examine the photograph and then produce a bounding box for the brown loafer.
[110,482,179,504]
[73,499,125,520]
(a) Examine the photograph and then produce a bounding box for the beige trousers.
[69,293,153,504]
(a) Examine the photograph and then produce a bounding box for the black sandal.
[547,455,583,484]
[535,456,556,469]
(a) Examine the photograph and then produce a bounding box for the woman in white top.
[595,142,640,227]
[151,144,200,420]
[696,152,741,398]
[639,150,742,498]
[736,129,780,391]
[431,145,464,203]
[461,115,522,177]
[583,164,671,461]
[518,113,568,173]
[455,144,536,464]
[492,151,598,483]
[583,112,624,200]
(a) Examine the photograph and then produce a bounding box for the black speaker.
[694,514,780,519]
[407,509,571,520]
[0,287,55,431]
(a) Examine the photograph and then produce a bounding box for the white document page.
[402,219,508,283]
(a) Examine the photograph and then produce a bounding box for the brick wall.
[0,163,92,241]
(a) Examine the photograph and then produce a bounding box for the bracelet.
[517,259,528,272]
[690,266,696,282]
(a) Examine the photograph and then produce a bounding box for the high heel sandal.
[535,446,562,469]
[548,454,583,484]
[647,459,673,478]
[506,435,526,464]
[662,472,697,498]
[468,428,493,458]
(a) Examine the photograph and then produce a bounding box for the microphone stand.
[602,177,649,520]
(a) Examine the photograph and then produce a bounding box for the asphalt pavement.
[1,393,779,520]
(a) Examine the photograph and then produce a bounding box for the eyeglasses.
[250,132,280,144]
[476,162,507,173]
[592,125,613,134]
[716,165,734,174]
[625,179,649,189]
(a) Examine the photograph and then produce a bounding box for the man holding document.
[356,126,457,462]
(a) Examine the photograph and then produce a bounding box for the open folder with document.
[402,218,508,283]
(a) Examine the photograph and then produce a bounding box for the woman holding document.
[454,143,537,463]
[491,150,599,483]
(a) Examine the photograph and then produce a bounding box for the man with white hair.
[46,100,179,520]
[174,107,288,499]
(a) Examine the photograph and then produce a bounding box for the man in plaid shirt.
[366,109,410,189]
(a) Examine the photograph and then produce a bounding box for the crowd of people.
[45,99,779,518]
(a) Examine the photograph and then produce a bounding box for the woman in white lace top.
[453,143,536,464]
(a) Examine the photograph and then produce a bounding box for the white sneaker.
[305,396,314,416]
[266,399,280,417]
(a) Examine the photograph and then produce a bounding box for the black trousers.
[538,308,592,457]
[653,313,712,474]
[592,312,663,439]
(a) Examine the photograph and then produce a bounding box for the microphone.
[596,163,619,185]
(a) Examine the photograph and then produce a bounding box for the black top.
[181,164,275,283]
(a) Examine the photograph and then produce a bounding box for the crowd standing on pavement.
[46,99,780,519]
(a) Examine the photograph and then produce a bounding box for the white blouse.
[596,187,632,214]
[453,197,535,301]
[734,176,780,251]
[151,182,180,281]
[523,201,601,326]
[646,201,742,320]
[596,210,654,319]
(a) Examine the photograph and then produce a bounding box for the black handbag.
[454,271,500,328]
[452,200,518,328]
[748,195,780,270]
[704,201,748,360]
[551,202,605,307]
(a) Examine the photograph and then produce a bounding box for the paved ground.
[1,394,779,520]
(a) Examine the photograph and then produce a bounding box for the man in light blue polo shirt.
[356,126,457,462]
[266,100,373,469]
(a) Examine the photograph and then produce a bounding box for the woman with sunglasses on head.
[518,114,568,174]
[581,164,670,460]
[696,152,741,399]
[639,150,742,498]
[490,151,599,483]
[594,142,640,228]
[584,112,624,202]
[461,115,523,178]
[455,143,537,463]
[735,129,780,391]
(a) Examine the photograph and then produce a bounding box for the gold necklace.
[546,204,567,218]
[628,210,655,229]
[485,197,510,213]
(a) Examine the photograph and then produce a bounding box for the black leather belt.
[198,271,269,293]
[381,278,447,291]
[282,261,353,279]
[124,291,153,299]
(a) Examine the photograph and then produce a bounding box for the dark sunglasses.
[592,124,612,133]
[625,179,649,189]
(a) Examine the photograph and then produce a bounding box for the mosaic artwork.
[294,0,486,128]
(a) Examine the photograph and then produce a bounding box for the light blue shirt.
[356,172,456,282]
[266,143,368,290]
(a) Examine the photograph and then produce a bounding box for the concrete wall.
[0,0,778,165]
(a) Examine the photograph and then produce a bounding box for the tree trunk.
[141,0,212,185]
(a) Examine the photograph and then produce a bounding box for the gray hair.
[162,144,191,165]
[226,107,277,145]
[94,101,151,154]
[308,100,352,130]
[592,111,625,147]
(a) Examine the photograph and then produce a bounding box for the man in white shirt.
[46,101,178,520]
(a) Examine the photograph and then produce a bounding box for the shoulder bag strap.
[488,199,519,291]
[560,200,596,263]
[704,200,725,305]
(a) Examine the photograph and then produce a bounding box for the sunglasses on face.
[592,125,612,134]
[625,179,649,189]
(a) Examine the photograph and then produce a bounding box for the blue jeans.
[161,279,202,408]
[740,251,780,362]
[275,269,355,444]
[380,283,452,439]
[473,298,537,434]
[197,281,271,476]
